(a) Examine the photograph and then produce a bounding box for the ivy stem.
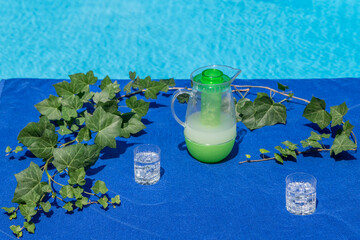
[60,139,76,148]
[232,85,311,104]
[239,148,331,164]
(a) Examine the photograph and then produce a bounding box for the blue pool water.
[0,0,359,80]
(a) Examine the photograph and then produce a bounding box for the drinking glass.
[286,172,317,215]
[133,144,161,185]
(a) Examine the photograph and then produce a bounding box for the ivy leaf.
[35,95,62,120]
[85,107,122,148]
[5,146,12,153]
[139,76,164,99]
[10,225,23,238]
[14,146,23,153]
[69,71,98,92]
[72,187,84,199]
[99,75,112,90]
[62,106,78,121]
[259,148,270,154]
[176,93,190,104]
[93,91,110,104]
[123,81,133,94]
[40,201,51,213]
[282,141,298,151]
[63,202,74,212]
[98,196,109,209]
[78,91,94,102]
[92,180,108,195]
[125,96,150,117]
[9,212,17,220]
[61,95,83,110]
[308,131,330,141]
[111,195,121,205]
[300,139,322,149]
[18,116,58,159]
[330,134,356,155]
[254,94,287,129]
[303,97,332,129]
[59,185,74,199]
[53,144,101,172]
[41,182,52,193]
[68,168,86,186]
[245,154,251,159]
[12,162,43,204]
[57,125,72,135]
[274,153,283,163]
[159,78,176,92]
[99,76,120,98]
[119,113,146,138]
[77,127,91,142]
[53,81,79,96]
[23,222,35,234]
[330,102,348,127]
[129,71,136,80]
[96,100,119,115]
[75,197,88,209]
[2,207,15,214]
[237,100,256,129]
[341,120,354,137]
[19,204,37,222]
[277,83,289,91]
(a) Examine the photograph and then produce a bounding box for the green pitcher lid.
[200,69,225,84]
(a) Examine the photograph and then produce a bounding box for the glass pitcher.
[171,65,241,163]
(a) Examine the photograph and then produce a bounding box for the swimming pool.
[1,0,359,80]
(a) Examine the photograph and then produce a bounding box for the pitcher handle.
[171,89,191,128]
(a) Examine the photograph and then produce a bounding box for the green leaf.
[68,168,86,186]
[99,76,120,98]
[129,71,136,81]
[85,107,122,148]
[98,196,109,209]
[60,185,74,199]
[58,125,72,135]
[5,146,12,153]
[35,95,62,120]
[23,222,35,234]
[9,212,17,220]
[78,91,94,102]
[10,225,23,237]
[63,202,74,212]
[288,93,294,98]
[159,78,176,92]
[40,201,51,213]
[17,116,58,159]
[53,81,80,96]
[14,146,23,153]
[176,93,190,104]
[308,131,327,141]
[126,96,150,117]
[92,180,108,195]
[41,182,51,193]
[341,120,354,137]
[77,127,91,142]
[99,75,112,90]
[303,97,332,129]
[62,106,78,121]
[76,117,86,126]
[93,91,110,104]
[12,162,43,204]
[137,76,164,99]
[75,197,88,209]
[282,141,298,151]
[19,203,37,222]
[69,71,98,92]
[245,154,251,159]
[274,153,283,163]
[119,114,146,138]
[300,140,322,149]
[2,207,16,213]
[330,134,356,155]
[123,81,133,94]
[254,94,287,128]
[70,124,79,131]
[259,148,270,154]
[96,100,119,115]
[330,102,348,127]
[72,187,84,199]
[237,100,256,129]
[53,144,101,172]
[61,95,83,110]
[111,195,121,205]
[277,83,289,91]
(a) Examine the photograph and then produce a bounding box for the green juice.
[184,112,236,163]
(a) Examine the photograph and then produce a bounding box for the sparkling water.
[134,152,160,185]
[286,181,316,215]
